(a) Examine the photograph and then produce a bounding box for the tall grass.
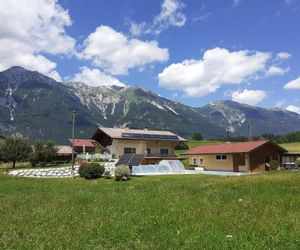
[0,172,299,249]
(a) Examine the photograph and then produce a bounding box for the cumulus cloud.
[284,76,300,89]
[158,47,271,97]
[276,52,291,60]
[130,0,186,36]
[286,105,300,114]
[265,65,289,76]
[231,89,267,106]
[71,67,125,87]
[0,0,76,81]
[80,25,169,75]
[275,99,285,108]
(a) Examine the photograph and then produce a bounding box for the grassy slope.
[280,142,300,152]
[0,172,299,249]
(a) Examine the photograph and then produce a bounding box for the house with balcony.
[91,127,186,163]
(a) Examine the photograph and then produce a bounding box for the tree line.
[224,131,300,144]
[0,138,58,168]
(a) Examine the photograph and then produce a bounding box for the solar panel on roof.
[116,154,145,166]
[121,133,178,141]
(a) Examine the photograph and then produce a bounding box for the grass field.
[0,172,299,249]
[280,142,300,152]
[176,140,223,155]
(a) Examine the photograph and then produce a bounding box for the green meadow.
[280,142,300,152]
[0,172,299,249]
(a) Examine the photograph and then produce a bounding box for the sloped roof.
[98,127,186,142]
[184,140,287,155]
[57,145,73,155]
[68,139,102,148]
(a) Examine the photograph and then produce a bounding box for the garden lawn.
[0,172,299,249]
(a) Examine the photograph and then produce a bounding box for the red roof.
[68,139,100,148]
[184,140,286,155]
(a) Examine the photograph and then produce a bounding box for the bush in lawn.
[115,165,130,181]
[295,158,300,168]
[79,163,105,179]
[270,159,280,170]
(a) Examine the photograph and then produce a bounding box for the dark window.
[124,147,136,154]
[216,154,227,160]
[200,158,204,165]
[160,149,169,155]
[146,148,151,154]
[193,158,197,165]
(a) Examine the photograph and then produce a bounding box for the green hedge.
[79,163,105,179]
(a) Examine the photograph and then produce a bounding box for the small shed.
[183,140,287,172]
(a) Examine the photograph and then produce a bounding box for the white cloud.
[286,105,300,114]
[284,76,300,89]
[129,22,147,37]
[71,67,125,87]
[275,99,285,108]
[80,25,169,75]
[158,47,271,97]
[0,0,75,80]
[266,65,289,76]
[130,0,186,36]
[276,52,291,60]
[231,89,267,106]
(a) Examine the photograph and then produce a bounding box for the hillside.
[1,66,300,143]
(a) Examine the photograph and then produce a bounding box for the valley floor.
[0,172,299,249]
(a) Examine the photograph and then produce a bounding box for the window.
[160,148,169,155]
[124,147,136,154]
[146,148,151,154]
[193,158,197,165]
[216,154,227,160]
[199,158,204,165]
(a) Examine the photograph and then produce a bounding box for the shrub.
[79,163,105,179]
[115,165,130,181]
[270,159,280,170]
[295,158,300,168]
[175,143,189,150]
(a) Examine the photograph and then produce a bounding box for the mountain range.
[0,66,300,143]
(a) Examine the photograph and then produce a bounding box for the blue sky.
[1,0,300,111]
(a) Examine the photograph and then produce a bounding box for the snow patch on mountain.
[166,105,179,116]
[150,101,166,111]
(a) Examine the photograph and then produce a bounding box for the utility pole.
[248,120,252,142]
[71,110,76,178]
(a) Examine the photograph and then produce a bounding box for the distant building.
[282,152,300,168]
[68,139,103,154]
[183,140,287,172]
[91,127,186,162]
[56,145,74,162]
